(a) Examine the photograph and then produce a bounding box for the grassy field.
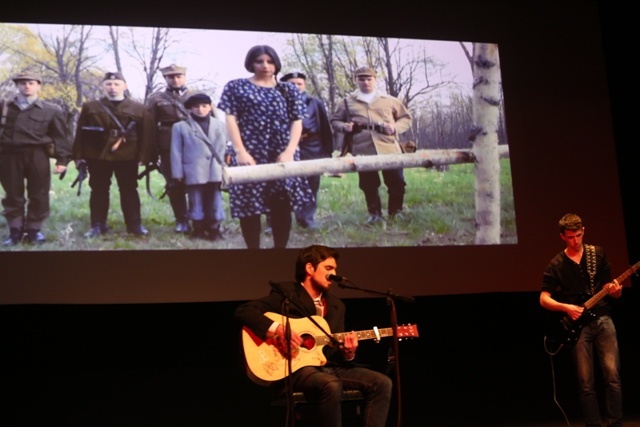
[0,159,516,251]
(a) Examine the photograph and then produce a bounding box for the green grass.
[0,159,516,251]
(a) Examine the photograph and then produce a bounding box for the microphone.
[327,274,348,282]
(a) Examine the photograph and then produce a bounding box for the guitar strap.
[98,99,127,134]
[161,91,190,119]
[585,244,597,294]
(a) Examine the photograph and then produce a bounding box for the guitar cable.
[543,335,572,427]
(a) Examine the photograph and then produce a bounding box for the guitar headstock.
[397,324,419,339]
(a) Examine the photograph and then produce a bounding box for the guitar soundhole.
[300,334,316,350]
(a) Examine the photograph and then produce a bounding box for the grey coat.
[170,115,227,185]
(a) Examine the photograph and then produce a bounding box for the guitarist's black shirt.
[542,244,613,317]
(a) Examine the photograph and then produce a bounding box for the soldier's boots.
[175,220,190,234]
[365,211,384,225]
[2,227,24,246]
[206,223,224,241]
[25,229,46,244]
[190,221,223,241]
[127,224,149,237]
[3,228,46,245]
[84,223,109,239]
[190,221,206,239]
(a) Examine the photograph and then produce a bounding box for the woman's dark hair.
[294,245,339,283]
[244,45,282,75]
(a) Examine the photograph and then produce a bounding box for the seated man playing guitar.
[540,213,623,427]
[235,244,392,427]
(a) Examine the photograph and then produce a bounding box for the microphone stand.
[283,298,295,427]
[269,282,343,427]
[269,282,296,427]
[335,278,414,427]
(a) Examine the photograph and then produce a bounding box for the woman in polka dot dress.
[218,45,314,249]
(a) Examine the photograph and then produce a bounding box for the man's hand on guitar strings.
[607,280,623,298]
[565,304,584,321]
[341,331,358,360]
[275,324,303,351]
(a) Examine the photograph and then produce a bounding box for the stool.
[270,389,365,426]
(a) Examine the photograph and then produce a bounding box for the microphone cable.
[543,335,571,427]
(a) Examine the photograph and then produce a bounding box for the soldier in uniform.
[73,72,151,238]
[0,71,71,246]
[146,64,195,234]
[279,71,333,230]
[331,67,412,224]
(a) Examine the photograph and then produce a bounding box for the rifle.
[340,98,354,157]
[137,161,161,198]
[97,100,137,158]
[110,120,137,153]
[0,99,8,141]
[71,160,88,196]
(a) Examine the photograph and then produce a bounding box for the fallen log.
[222,146,509,186]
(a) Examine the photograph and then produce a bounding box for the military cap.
[354,66,377,77]
[160,64,186,76]
[280,71,306,82]
[103,71,126,82]
[184,92,212,109]
[12,71,42,84]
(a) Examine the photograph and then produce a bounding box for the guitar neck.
[583,260,640,310]
[615,261,640,284]
[316,328,395,346]
[583,287,610,310]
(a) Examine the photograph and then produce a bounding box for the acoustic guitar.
[242,312,419,383]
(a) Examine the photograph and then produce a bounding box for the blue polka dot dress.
[218,79,314,218]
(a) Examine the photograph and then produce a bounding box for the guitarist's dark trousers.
[573,315,622,427]
[288,365,392,427]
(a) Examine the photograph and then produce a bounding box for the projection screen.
[0,1,628,304]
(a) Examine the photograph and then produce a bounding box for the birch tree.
[123,27,173,101]
[471,43,502,244]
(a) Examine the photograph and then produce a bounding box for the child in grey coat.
[171,93,228,240]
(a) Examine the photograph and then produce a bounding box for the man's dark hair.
[295,245,339,283]
[244,45,282,75]
[559,213,584,233]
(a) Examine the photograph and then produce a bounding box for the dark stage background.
[1,1,638,426]
[2,291,639,426]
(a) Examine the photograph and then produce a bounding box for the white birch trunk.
[221,147,508,186]
[472,43,502,244]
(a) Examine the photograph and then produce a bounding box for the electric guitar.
[242,312,419,383]
[546,260,640,348]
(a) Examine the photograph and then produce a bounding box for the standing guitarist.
[540,213,623,427]
[235,244,392,427]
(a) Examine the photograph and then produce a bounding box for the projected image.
[0,23,514,250]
